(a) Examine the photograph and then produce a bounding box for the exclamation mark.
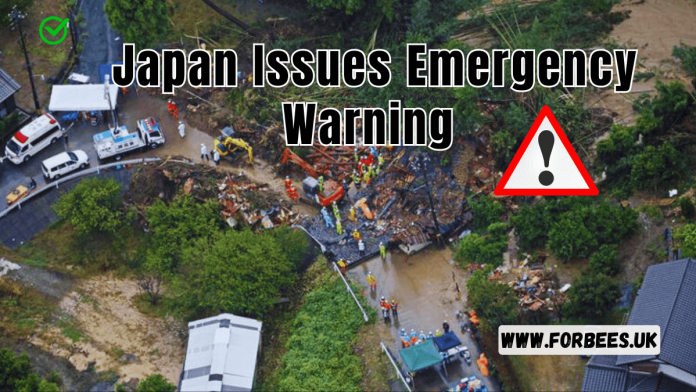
[538,130,554,186]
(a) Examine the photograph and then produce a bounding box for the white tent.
[48,84,119,112]
[180,313,262,392]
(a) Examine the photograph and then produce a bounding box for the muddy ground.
[28,275,187,385]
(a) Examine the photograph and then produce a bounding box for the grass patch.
[76,288,100,312]
[132,292,177,319]
[0,279,55,339]
[58,317,83,342]
[637,204,664,225]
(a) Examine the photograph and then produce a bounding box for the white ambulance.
[4,114,66,165]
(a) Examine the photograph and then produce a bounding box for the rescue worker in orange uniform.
[284,175,292,190]
[287,186,299,202]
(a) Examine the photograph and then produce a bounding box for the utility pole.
[10,7,41,112]
[414,154,443,246]
[104,75,118,128]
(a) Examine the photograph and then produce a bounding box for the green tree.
[455,223,508,266]
[0,349,59,392]
[136,374,175,392]
[265,226,310,271]
[470,195,505,232]
[176,230,295,317]
[565,272,620,319]
[104,0,170,50]
[589,244,620,276]
[675,223,696,258]
[680,197,696,220]
[53,177,123,236]
[673,44,696,76]
[547,215,596,260]
[466,266,519,331]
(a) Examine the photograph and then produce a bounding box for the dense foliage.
[596,82,694,195]
[675,224,696,258]
[673,44,696,77]
[0,349,59,392]
[105,0,170,49]
[679,197,696,220]
[565,272,621,319]
[589,244,620,276]
[470,196,505,232]
[277,274,370,392]
[174,229,296,318]
[136,374,176,392]
[53,178,124,236]
[466,265,519,331]
[512,197,638,260]
[455,222,508,266]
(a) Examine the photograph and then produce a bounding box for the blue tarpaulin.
[99,62,123,84]
[433,331,462,352]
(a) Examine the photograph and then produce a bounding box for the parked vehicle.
[4,114,65,165]
[93,117,164,162]
[6,184,29,206]
[41,150,90,180]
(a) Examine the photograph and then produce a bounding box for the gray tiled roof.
[656,375,696,392]
[627,374,659,392]
[583,259,696,392]
[617,259,696,375]
[582,364,627,392]
[0,67,21,102]
[583,355,629,392]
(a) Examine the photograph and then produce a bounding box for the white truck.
[93,117,165,162]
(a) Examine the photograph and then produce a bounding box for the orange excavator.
[281,148,320,178]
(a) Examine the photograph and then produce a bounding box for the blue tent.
[99,62,124,84]
[433,331,462,352]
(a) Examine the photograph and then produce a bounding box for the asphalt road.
[73,0,123,81]
[0,121,101,207]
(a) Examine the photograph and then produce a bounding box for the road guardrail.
[0,157,161,220]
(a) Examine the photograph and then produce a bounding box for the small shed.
[179,313,262,392]
[400,340,443,373]
[0,67,21,118]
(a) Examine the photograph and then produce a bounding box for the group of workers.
[379,295,398,316]
[284,176,299,202]
[351,146,386,188]
[399,320,452,348]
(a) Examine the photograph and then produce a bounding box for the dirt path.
[30,276,187,385]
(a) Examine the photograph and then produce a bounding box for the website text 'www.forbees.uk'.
[498,325,660,356]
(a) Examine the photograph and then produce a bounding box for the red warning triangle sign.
[494,106,598,196]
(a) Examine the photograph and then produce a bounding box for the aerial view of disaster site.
[1,0,696,391]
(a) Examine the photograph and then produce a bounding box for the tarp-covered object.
[99,62,123,84]
[400,340,442,372]
[433,331,462,352]
[48,84,119,111]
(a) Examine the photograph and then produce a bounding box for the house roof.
[582,259,696,392]
[0,67,21,103]
[617,259,696,374]
[179,313,262,392]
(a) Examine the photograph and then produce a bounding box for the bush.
[679,197,696,220]
[469,195,505,232]
[53,177,123,237]
[565,272,621,320]
[0,349,60,392]
[136,374,175,392]
[673,44,696,76]
[675,223,696,258]
[589,244,620,276]
[455,223,508,266]
[513,197,638,260]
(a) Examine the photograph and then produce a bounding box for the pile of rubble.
[490,257,571,313]
[216,173,304,229]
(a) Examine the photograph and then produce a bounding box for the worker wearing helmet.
[366,271,376,290]
[443,320,451,334]
[390,299,398,317]
[284,175,292,190]
[379,241,387,260]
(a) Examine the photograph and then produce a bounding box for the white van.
[41,150,90,180]
[5,114,66,165]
